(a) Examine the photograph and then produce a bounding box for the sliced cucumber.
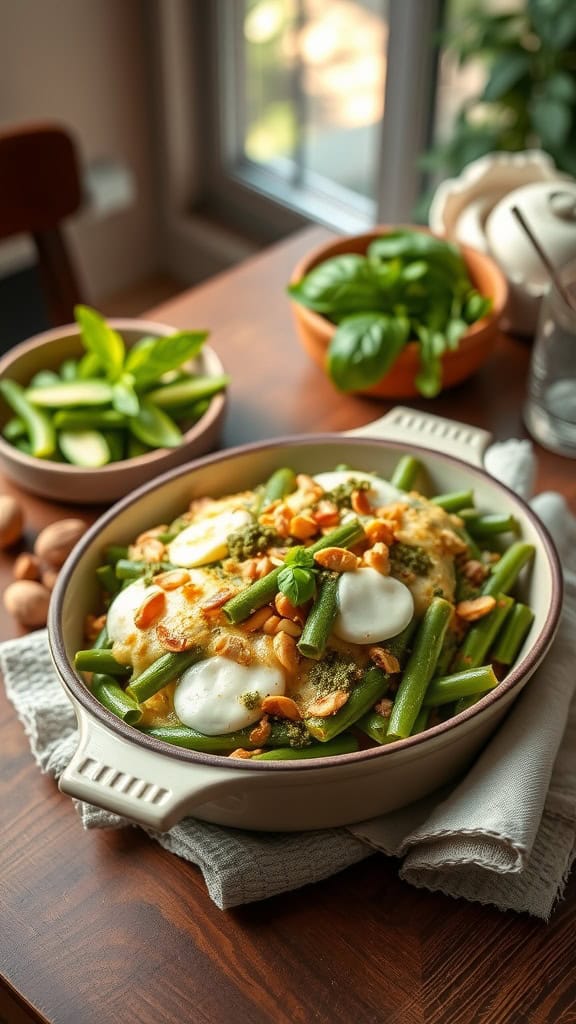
[25,379,114,408]
[53,408,127,430]
[145,374,230,410]
[128,400,182,449]
[59,429,112,467]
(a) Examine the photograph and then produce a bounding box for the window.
[155,0,517,263]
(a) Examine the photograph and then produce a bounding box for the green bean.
[104,544,130,564]
[410,707,430,735]
[139,719,310,752]
[252,466,297,517]
[96,564,122,594]
[454,693,484,715]
[0,379,56,458]
[482,542,535,597]
[297,572,339,660]
[222,518,365,624]
[252,734,358,759]
[60,358,80,381]
[92,625,111,650]
[459,509,519,538]
[262,467,297,505]
[491,602,534,665]
[126,648,204,703]
[390,455,421,491]
[451,594,514,672]
[115,558,177,580]
[74,649,131,679]
[430,489,474,512]
[387,597,453,741]
[305,666,388,742]
[356,708,392,745]
[91,674,142,725]
[423,665,499,706]
[355,622,416,745]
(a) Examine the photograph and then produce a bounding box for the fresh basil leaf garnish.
[327,313,410,392]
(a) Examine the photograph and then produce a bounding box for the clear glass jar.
[524,259,576,458]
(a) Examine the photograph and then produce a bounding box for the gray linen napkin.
[2,442,576,917]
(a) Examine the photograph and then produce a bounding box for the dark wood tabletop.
[1,225,575,1024]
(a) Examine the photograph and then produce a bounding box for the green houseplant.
[422,0,576,185]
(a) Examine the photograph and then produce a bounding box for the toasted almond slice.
[374,697,394,718]
[261,694,301,720]
[368,646,400,673]
[271,632,299,673]
[456,595,497,622]
[249,715,271,745]
[228,748,261,759]
[274,592,304,622]
[313,547,361,572]
[134,589,166,629]
[365,519,395,546]
[351,489,372,515]
[363,542,390,575]
[213,633,252,665]
[241,607,275,632]
[289,513,319,541]
[306,690,349,717]
[155,569,191,591]
[200,588,236,612]
[156,623,197,652]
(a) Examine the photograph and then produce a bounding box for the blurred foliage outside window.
[423,0,576,184]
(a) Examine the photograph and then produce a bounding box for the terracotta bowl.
[0,318,228,505]
[289,226,509,399]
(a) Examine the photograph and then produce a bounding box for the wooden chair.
[0,122,85,325]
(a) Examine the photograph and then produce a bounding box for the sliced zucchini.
[59,429,112,467]
[25,379,114,408]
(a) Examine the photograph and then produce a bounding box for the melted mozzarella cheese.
[313,470,403,510]
[106,572,224,675]
[174,656,285,735]
[333,568,414,644]
[168,507,252,567]
[107,579,154,642]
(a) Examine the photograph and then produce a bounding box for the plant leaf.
[277,565,317,605]
[126,331,209,387]
[112,375,140,417]
[414,327,446,398]
[528,0,576,49]
[481,51,531,102]
[530,96,573,149]
[288,255,382,316]
[327,313,410,392]
[74,305,125,381]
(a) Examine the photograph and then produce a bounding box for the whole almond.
[13,552,42,581]
[41,568,60,591]
[0,494,24,550]
[34,518,88,568]
[4,580,51,628]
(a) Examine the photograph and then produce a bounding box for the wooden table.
[1,226,575,1024]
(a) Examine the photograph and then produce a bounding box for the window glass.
[241,0,388,202]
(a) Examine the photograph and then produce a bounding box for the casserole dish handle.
[59,702,259,831]
[346,406,492,468]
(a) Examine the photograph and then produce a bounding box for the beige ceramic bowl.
[0,318,228,504]
[50,407,563,833]
[289,227,509,398]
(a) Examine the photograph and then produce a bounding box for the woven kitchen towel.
[2,443,576,917]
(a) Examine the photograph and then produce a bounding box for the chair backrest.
[0,122,85,325]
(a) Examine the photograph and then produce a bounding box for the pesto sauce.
[389,542,432,577]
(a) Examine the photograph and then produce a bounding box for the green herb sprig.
[288,229,492,398]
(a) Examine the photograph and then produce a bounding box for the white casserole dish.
[50,407,563,832]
